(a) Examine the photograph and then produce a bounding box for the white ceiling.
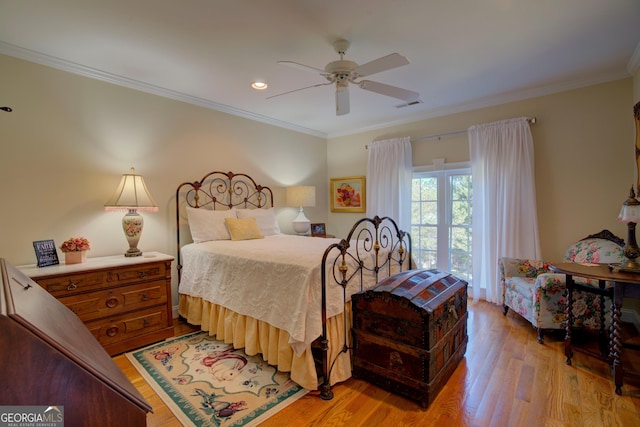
[1,0,639,138]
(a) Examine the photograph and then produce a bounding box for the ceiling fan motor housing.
[325,60,358,74]
[324,60,358,83]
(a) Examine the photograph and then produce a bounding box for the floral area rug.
[126,332,308,426]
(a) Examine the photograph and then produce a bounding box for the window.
[411,162,472,281]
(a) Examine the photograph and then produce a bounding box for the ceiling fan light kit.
[272,39,420,116]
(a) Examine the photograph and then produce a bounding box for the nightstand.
[19,252,174,355]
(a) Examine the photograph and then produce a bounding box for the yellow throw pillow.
[225,217,264,241]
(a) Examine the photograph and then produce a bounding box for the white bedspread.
[179,234,392,355]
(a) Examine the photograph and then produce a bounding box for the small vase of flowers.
[60,237,91,264]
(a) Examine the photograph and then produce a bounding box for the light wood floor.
[113,301,640,426]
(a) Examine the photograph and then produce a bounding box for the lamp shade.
[286,186,316,208]
[618,187,640,223]
[104,168,158,211]
[618,204,640,223]
[615,187,640,272]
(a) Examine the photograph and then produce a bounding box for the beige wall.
[2,52,638,311]
[0,54,327,303]
[635,66,640,102]
[328,79,636,263]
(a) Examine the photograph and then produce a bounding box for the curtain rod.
[366,117,537,148]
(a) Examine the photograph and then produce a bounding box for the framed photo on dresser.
[310,223,326,237]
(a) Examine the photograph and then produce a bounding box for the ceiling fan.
[268,39,420,116]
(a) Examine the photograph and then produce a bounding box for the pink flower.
[60,237,90,252]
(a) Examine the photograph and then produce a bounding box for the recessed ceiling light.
[251,81,268,90]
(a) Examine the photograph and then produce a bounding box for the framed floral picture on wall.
[330,176,365,213]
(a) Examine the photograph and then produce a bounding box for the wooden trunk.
[351,269,468,407]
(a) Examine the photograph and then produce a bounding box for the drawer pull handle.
[67,281,78,291]
[141,293,149,301]
[106,297,119,308]
[106,326,119,337]
[140,272,148,279]
[143,319,150,328]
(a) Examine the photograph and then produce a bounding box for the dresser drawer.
[37,270,108,297]
[86,306,169,347]
[59,280,168,322]
[36,262,168,297]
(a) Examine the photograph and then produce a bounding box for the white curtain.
[469,117,541,303]
[366,136,412,231]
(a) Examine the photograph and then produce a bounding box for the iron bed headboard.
[175,170,274,278]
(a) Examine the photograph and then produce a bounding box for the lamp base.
[125,247,142,257]
[122,210,144,257]
[609,260,640,273]
[293,221,310,234]
[611,221,640,272]
[292,207,310,234]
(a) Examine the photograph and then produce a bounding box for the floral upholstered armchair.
[499,230,625,343]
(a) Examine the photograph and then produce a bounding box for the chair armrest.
[532,272,567,291]
[499,257,551,279]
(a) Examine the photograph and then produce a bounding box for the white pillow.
[186,207,236,243]
[236,208,280,236]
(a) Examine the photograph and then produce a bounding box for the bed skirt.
[178,294,353,390]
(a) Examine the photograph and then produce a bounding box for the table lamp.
[105,168,158,257]
[615,186,640,271]
[286,185,316,234]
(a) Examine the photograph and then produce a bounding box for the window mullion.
[437,172,448,272]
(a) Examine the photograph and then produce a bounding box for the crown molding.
[0,41,327,139]
[327,70,630,138]
[2,40,636,141]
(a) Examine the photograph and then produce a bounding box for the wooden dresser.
[19,252,174,355]
[1,258,151,426]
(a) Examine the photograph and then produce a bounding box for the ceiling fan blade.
[336,84,350,116]
[358,80,419,102]
[277,61,327,75]
[266,82,332,99]
[354,53,410,77]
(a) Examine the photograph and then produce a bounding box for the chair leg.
[536,328,544,344]
[502,305,509,315]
